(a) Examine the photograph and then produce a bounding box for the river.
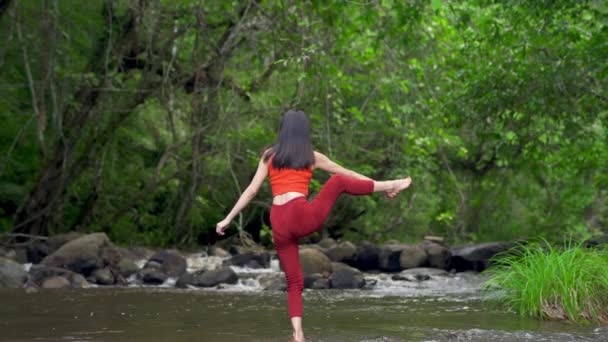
[0,255,605,341]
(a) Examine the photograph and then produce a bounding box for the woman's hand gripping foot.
[384,176,412,198]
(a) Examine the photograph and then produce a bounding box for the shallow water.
[0,287,606,342]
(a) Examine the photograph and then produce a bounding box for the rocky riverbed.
[0,233,515,292]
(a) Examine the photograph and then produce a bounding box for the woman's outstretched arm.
[216,157,268,235]
[313,151,372,180]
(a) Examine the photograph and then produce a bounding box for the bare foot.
[292,331,305,342]
[385,176,412,198]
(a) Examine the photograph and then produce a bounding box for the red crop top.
[267,156,313,196]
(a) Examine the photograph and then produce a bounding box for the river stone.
[118,258,139,277]
[299,248,332,275]
[42,276,71,289]
[208,246,230,258]
[354,242,380,271]
[27,265,89,288]
[190,267,238,287]
[420,240,451,269]
[0,257,27,288]
[379,244,405,272]
[311,278,330,289]
[399,244,428,269]
[140,268,168,285]
[27,232,84,264]
[41,233,120,277]
[325,241,357,264]
[92,267,114,285]
[146,250,187,277]
[318,238,337,249]
[304,273,324,289]
[330,265,365,289]
[223,251,270,268]
[450,242,513,272]
[259,273,286,291]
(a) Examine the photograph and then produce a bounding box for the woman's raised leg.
[294,174,411,238]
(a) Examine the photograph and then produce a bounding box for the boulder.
[145,250,187,277]
[399,244,428,269]
[325,241,357,264]
[177,267,238,287]
[208,246,230,258]
[28,265,89,288]
[354,242,380,271]
[91,267,115,285]
[0,257,27,288]
[299,248,332,275]
[378,244,405,272]
[310,278,330,289]
[318,238,337,249]
[116,246,154,261]
[42,276,71,289]
[330,265,365,289]
[27,232,84,264]
[420,240,451,269]
[258,273,286,291]
[450,242,514,272]
[223,251,271,268]
[117,258,139,277]
[41,233,120,277]
[139,268,168,285]
[304,273,324,289]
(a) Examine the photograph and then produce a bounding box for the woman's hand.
[216,218,231,236]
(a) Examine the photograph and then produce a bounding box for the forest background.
[0,0,606,248]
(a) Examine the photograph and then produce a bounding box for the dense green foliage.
[0,0,606,246]
[484,241,608,324]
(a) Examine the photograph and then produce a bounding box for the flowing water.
[1,254,606,341]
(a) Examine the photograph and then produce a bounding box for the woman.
[216,110,412,342]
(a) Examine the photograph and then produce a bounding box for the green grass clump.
[483,240,608,324]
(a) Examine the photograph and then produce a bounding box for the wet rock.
[207,246,230,258]
[92,267,114,285]
[330,264,365,289]
[399,244,428,269]
[354,241,380,271]
[318,238,337,249]
[139,268,168,285]
[117,258,139,277]
[450,242,513,272]
[27,232,84,264]
[259,273,286,291]
[0,257,27,288]
[379,244,405,272]
[42,276,71,289]
[223,251,271,268]
[304,273,324,289]
[299,248,332,275]
[41,233,121,277]
[311,278,330,289]
[116,246,154,261]
[420,241,451,269]
[325,241,357,264]
[180,267,238,287]
[28,265,90,288]
[146,250,187,277]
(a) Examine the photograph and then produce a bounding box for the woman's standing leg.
[270,207,305,341]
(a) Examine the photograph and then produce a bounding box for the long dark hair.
[263,110,315,170]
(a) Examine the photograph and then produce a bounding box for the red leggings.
[269,174,374,318]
